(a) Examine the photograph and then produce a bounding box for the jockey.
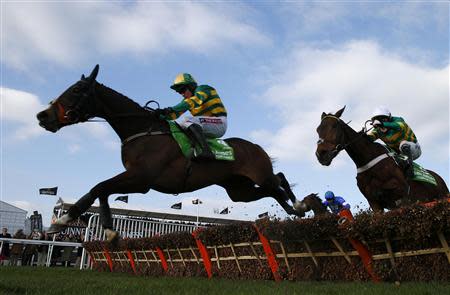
[155,73,227,160]
[322,191,350,214]
[367,106,421,177]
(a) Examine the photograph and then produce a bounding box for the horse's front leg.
[48,170,151,241]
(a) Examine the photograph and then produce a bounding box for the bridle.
[317,115,373,160]
[53,79,98,125]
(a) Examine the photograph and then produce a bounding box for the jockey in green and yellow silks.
[367,106,421,177]
[155,73,228,160]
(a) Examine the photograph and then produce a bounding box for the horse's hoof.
[105,229,120,244]
[47,223,68,234]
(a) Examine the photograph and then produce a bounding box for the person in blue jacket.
[322,191,350,214]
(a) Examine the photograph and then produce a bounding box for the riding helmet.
[371,106,391,121]
[170,73,197,92]
[325,191,335,200]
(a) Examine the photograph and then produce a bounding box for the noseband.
[52,80,96,124]
[318,115,368,159]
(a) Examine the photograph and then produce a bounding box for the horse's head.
[37,65,99,132]
[294,193,327,216]
[315,106,347,166]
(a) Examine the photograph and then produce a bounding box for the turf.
[0,266,448,295]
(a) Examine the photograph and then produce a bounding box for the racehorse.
[315,106,449,212]
[36,65,301,241]
[293,193,328,217]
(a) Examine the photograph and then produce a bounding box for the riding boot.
[401,145,414,178]
[187,124,215,160]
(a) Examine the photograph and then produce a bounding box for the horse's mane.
[305,193,321,202]
[97,82,148,113]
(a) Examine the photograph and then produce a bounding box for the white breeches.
[177,116,227,138]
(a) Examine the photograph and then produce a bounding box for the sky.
[1,1,449,227]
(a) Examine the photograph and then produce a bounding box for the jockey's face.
[176,87,192,99]
[182,89,192,99]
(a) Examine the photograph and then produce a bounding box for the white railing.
[0,238,82,267]
[80,214,198,269]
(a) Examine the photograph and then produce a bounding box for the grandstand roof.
[0,200,27,214]
[56,203,248,225]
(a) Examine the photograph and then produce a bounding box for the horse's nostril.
[37,111,48,121]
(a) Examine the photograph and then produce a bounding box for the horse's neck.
[342,124,384,168]
[307,196,327,215]
[94,83,157,141]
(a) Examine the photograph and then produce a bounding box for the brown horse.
[293,193,328,217]
[315,106,449,212]
[36,65,301,240]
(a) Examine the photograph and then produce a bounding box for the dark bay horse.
[315,106,449,212]
[37,65,301,241]
[293,193,328,217]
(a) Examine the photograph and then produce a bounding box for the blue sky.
[1,2,449,226]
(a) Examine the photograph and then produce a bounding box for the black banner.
[115,195,129,203]
[171,202,182,209]
[39,187,58,195]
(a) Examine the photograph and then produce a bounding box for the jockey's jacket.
[367,116,417,152]
[322,196,350,214]
[167,85,227,120]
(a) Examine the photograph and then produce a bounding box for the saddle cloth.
[168,121,235,161]
[385,146,437,186]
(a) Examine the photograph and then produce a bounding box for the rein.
[321,115,371,154]
[321,115,390,173]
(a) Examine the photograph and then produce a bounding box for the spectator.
[0,227,12,266]
[37,231,50,267]
[50,234,63,266]
[61,234,75,267]
[22,230,41,266]
[10,229,26,266]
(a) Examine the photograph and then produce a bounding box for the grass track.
[0,267,448,295]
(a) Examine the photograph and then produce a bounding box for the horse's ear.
[81,74,86,80]
[334,106,346,118]
[88,64,100,81]
[321,112,327,119]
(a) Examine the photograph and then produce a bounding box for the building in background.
[0,200,27,234]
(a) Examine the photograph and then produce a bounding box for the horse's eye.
[73,86,81,93]
[317,138,324,145]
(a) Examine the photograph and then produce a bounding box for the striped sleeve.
[382,121,403,131]
[167,100,190,119]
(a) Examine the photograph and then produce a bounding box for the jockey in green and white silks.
[367,106,421,176]
[155,73,227,160]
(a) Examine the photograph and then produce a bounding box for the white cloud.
[2,2,269,71]
[1,87,45,140]
[253,40,449,163]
